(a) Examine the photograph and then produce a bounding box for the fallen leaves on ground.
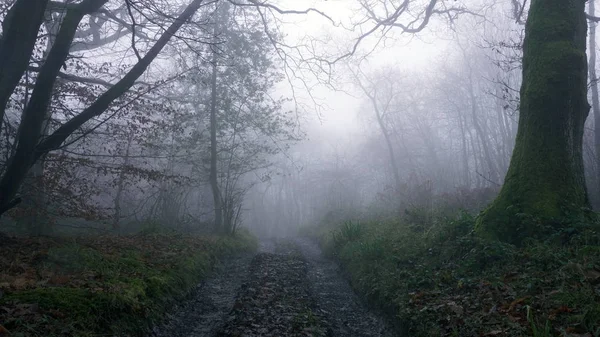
[217,251,331,337]
[0,232,255,336]
[318,218,600,337]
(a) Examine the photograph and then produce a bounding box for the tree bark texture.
[477,0,591,243]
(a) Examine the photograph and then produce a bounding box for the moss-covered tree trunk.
[476,0,591,243]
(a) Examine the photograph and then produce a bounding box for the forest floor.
[308,215,600,337]
[154,238,395,337]
[0,231,256,337]
[149,253,254,337]
[4,223,598,337]
[0,232,395,337]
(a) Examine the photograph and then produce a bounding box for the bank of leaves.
[0,230,256,336]
[313,214,600,337]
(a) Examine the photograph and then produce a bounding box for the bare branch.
[36,0,205,158]
[227,0,336,25]
[27,65,113,88]
[125,0,143,61]
[588,13,600,22]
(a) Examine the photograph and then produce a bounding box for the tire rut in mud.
[151,239,396,337]
[295,238,397,337]
[149,254,254,337]
[216,250,331,337]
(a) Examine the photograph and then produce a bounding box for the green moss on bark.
[476,0,593,244]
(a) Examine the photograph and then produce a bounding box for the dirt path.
[216,250,330,336]
[152,239,396,337]
[149,254,254,337]
[294,238,396,337]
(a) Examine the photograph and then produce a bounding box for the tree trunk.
[458,108,471,187]
[0,0,108,216]
[476,0,591,243]
[113,132,133,229]
[589,0,600,208]
[209,49,223,233]
[357,81,402,190]
[18,15,64,236]
[0,0,49,130]
[494,87,510,174]
[375,105,402,191]
[467,61,498,184]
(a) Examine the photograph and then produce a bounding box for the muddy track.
[152,239,396,337]
[149,254,254,337]
[294,238,396,337]
[216,251,331,337]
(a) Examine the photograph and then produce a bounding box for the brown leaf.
[48,275,70,285]
[507,296,530,312]
[584,269,600,284]
[447,301,464,315]
[502,271,519,282]
[48,309,65,318]
[11,278,34,290]
[14,303,39,316]
[549,305,574,320]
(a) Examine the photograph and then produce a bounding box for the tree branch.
[587,13,600,22]
[125,0,142,61]
[0,0,108,211]
[36,0,205,158]
[27,66,114,88]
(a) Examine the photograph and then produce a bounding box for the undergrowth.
[0,230,256,336]
[310,212,600,337]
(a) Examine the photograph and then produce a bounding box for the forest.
[0,0,599,336]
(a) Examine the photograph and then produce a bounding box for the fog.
[245,0,523,236]
[4,1,600,336]
[0,0,592,237]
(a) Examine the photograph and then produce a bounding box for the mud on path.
[294,238,395,337]
[149,254,255,337]
[152,239,396,337]
[216,248,331,336]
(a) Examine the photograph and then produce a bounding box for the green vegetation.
[311,214,600,336]
[0,231,256,336]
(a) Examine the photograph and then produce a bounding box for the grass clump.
[0,230,257,336]
[314,212,600,337]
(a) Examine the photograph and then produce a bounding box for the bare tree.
[350,66,402,191]
[589,0,600,206]
[0,0,205,215]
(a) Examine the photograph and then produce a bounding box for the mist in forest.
[4,1,600,336]
[0,0,596,238]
